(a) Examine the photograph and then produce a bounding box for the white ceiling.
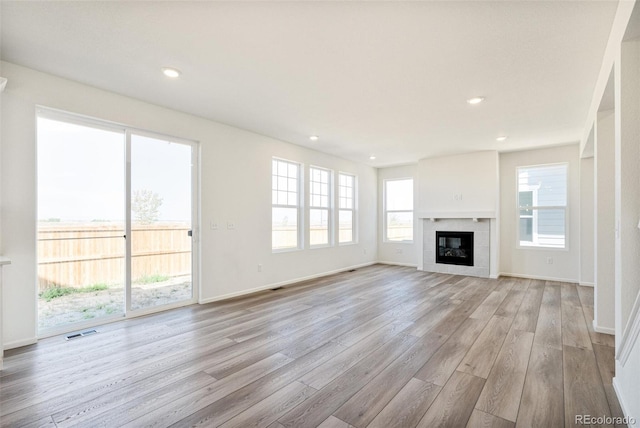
[0,1,618,167]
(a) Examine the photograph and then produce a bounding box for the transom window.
[272,158,301,250]
[517,163,567,249]
[338,173,356,244]
[309,166,331,247]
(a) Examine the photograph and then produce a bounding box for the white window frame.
[272,157,303,252]
[383,178,414,243]
[308,165,333,248]
[516,162,568,250]
[338,172,357,245]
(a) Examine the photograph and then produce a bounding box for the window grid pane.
[385,178,413,241]
[518,164,567,207]
[272,159,300,250]
[310,167,330,208]
[386,179,413,211]
[310,208,329,246]
[516,164,567,249]
[386,211,413,242]
[339,173,355,243]
[272,159,299,208]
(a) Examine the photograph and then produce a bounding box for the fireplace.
[436,231,474,266]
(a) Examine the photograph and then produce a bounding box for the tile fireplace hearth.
[423,218,490,278]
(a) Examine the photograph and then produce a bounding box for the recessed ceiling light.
[496,136,508,142]
[309,135,319,141]
[467,97,485,105]
[162,67,181,78]
[369,155,376,160]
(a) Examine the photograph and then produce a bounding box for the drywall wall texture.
[579,156,595,285]
[416,150,499,276]
[417,151,499,215]
[377,164,418,266]
[499,144,580,282]
[595,111,615,332]
[617,38,640,348]
[612,29,640,428]
[0,61,377,347]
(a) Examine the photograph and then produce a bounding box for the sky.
[37,117,192,223]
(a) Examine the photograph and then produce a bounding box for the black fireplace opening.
[436,231,474,266]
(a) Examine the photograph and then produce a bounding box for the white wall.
[415,151,499,277]
[579,156,595,286]
[617,38,640,349]
[417,151,499,216]
[0,62,378,348]
[613,37,640,424]
[499,145,580,282]
[595,111,616,333]
[377,164,417,266]
[0,55,4,367]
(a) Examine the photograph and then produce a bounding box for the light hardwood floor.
[0,265,624,427]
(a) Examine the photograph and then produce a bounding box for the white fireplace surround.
[418,214,498,278]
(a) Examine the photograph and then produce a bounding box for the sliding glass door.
[37,116,126,331]
[37,110,197,334]
[129,133,193,311]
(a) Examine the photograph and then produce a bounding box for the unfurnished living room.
[1,1,640,427]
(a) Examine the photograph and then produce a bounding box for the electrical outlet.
[395,248,403,254]
[210,221,218,230]
[546,257,553,265]
[258,264,262,272]
[227,222,236,230]
[363,249,367,255]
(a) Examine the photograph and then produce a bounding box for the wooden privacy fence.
[37,223,191,290]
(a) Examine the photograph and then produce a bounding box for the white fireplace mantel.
[417,211,496,220]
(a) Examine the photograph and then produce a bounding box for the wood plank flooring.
[0,265,622,427]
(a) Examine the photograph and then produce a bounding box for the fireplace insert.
[436,231,474,266]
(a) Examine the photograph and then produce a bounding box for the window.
[272,158,301,250]
[517,163,567,248]
[338,173,356,244]
[385,178,413,242]
[309,166,331,246]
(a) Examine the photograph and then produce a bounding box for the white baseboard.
[579,282,595,287]
[4,337,37,351]
[498,272,578,283]
[612,377,634,427]
[592,320,615,335]
[199,261,377,304]
[377,261,418,268]
[617,290,640,367]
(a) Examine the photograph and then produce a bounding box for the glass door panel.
[37,116,125,331]
[130,134,193,311]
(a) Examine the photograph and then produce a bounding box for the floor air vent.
[66,329,98,340]
[271,287,284,291]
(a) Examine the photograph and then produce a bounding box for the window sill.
[310,244,333,250]
[272,247,302,254]
[516,244,568,252]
